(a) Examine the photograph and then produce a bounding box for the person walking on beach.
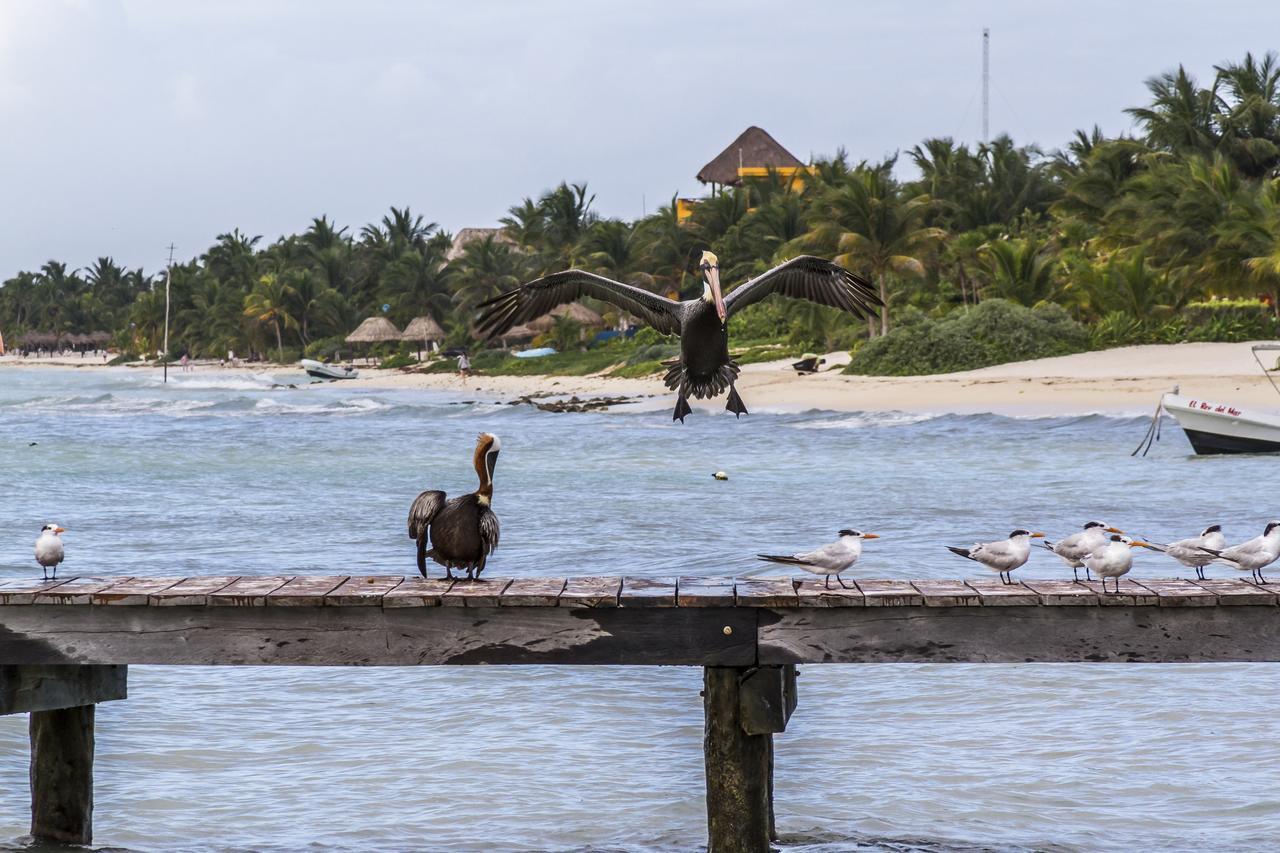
[457,352,471,378]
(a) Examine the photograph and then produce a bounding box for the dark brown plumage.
[475,253,880,422]
[408,433,501,580]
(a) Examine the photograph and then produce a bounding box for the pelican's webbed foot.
[725,385,748,418]
[673,394,693,423]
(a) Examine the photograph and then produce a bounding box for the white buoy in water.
[713,471,728,480]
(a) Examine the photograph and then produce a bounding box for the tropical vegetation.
[3,52,1279,375]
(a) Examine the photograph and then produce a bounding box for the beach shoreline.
[4,341,1277,417]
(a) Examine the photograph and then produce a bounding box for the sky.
[0,0,1277,275]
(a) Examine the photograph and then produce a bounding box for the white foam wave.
[790,411,940,430]
[147,372,283,391]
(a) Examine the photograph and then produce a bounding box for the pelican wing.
[722,256,881,318]
[479,507,500,555]
[475,270,682,339]
[408,490,446,540]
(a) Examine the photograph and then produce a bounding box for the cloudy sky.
[0,0,1276,274]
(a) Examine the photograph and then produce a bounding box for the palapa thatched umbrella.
[89,331,112,349]
[401,315,446,359]
[345,317,402,363]
[525,303,606,335]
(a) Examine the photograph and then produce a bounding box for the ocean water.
[0,366,1276,852]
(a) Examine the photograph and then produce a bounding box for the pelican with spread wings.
[475,251,880,422]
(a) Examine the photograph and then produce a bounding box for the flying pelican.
[946,529,1045,584]
[1042,521,1124,581]
[1144,524,1226,580]
[1200,521,1280,584]
[756,529,879,589]
[1084,534,1155,594]
[34,523,65,580]
[475,251,880,422]
[407,434,501,581]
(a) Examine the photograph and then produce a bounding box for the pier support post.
[30,704,95,844]
[0,665,126,846]
[703,665,797,853]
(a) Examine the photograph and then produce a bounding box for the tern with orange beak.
[1042,521,1124,581]
[407,434,501,581]
[475,251,879,422]
[34,523,66,580]
[757,529,879,589]
[946,529,1045,584]
[1084,534,1158,594]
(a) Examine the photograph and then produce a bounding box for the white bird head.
[1009,529,1046,540]
[1265,521,1280,538]
[838,528,879,540]
[1085,521,1123,534]
[1112,534,1155,550]
[699,250,725,323]
[40,523,66,536]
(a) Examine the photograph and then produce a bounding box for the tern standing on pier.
[946,529,1044,584]
[1084,534,1154,594]
[1203,521,1280,584]
[1145,524,1226,580]
[1043,521,1123,581]
[757,529,879,589]
[34,524,65,580]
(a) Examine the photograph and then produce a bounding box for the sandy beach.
[342,341,1280,416]
[4,341,1277,415]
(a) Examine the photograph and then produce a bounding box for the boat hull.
[300,359,358,380]
[1164,394,1280,455]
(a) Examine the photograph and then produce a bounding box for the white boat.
[1156,344,1280,454]
[301,359,359,380]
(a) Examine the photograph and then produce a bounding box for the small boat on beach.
[301,359,359,380]
[1145,344,1280,455]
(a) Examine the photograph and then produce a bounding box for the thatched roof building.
[402,315,446,342]
[696,126,805,187]
[525,303,605,334]
[345,317,402,344]
[447,228,516,262]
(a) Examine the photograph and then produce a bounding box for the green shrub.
[377,353,417,370]
[845,299,1091,376]
[107,352,138,366]
[1181,299,1277,342]
[304,336,348,361]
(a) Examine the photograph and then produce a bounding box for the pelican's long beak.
[54,527,66,534]
[707,265,726,323]
[861,533,880,539]
[1030,532,1046,538]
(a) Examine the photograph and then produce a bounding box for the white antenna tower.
[982,28,990,142]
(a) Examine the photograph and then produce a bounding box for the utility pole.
[162,243,174,384]
[982,28,990,143]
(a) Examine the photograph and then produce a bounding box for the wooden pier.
[4,573,1280,851]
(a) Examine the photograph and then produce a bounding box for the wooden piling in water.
[30,704,95,844]
[703,666,773,853]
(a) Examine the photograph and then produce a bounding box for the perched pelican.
[475,251,880,422]
[1201,521,1280,584]
[946,529,1045,584]
[756,529,879,589]
[34,524,65,580]
[1084,534,1155,594]
[1144,524,1226,580]
[1042,521,1123,581]
[407,434,501,581]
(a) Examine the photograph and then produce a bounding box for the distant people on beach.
[457,352,471,377]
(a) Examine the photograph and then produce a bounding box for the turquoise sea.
[0,366,1276,851]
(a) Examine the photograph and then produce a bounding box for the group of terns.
[752,521,1280,594]
[948,521,1280,593]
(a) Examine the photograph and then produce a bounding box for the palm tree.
[798,167,946,335]
[979,238,1060,306]
[1126,65,1222,157]
[1213,51,1280,178]
[243,273,298,361]
[450,236,523,314]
